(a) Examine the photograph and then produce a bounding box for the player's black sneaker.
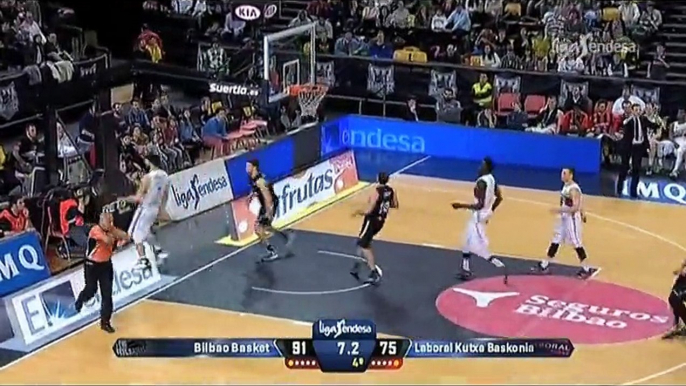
[530,262,550,275]
[258,251,280,263]
[503,269,509,285]
[662,325,686,339]
[456,271,473,281]
[577,267,595,280]
[364,269,381,285]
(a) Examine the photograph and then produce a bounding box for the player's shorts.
[128,206,159,244]
[551,214,583,248]
[653,139,676,157]
[357,216,384,249]
[462,217,490,259]
[255,200,279,229]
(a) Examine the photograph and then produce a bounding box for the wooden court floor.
[2,174,686,384]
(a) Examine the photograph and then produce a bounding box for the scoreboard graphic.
[113,319,574,373]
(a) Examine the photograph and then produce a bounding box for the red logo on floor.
[436,276,672,344]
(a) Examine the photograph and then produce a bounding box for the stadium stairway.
[642,2,686,81]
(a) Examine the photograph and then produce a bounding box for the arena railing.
[0,50,110,135]
[308,52,680,116]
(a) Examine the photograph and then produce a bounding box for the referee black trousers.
[669,290,686,326]
[616,144,645,197]
[76,260,114,324]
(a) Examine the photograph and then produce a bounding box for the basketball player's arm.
[492,184,503,212]
[122,175,150,204]
[256,179,274,217]
[452,180,486,210]
[391,191,399,209]
[354,190,379,216]
[157,184,172,223]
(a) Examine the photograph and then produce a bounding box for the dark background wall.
[59,0,144,58]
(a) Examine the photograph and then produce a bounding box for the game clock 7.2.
[312,339,377,373]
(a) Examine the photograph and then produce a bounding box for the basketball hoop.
[289,84,328,118]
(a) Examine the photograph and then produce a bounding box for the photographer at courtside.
[664,260,686,339]
[74,209,129,333]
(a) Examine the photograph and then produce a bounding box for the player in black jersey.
[246,160,295,262]
[350,172,398,285]
[663,259,686,339]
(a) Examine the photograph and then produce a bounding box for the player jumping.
[351,172,398,285]
[246,159,295,262]
[121,155,170,268]
[451,157,508,284]
[532,167,595,279]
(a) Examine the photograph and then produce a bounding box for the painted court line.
[0,155,431,372]
[398,177,686,385]
[251,250,380,295]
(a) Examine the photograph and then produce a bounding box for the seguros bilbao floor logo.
[231,151,359,240]
[435,276,672,344]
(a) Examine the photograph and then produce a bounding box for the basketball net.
[289,84,328,118]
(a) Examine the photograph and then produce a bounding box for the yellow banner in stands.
[216,182,369,247]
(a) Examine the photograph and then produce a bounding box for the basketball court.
[0,149,685,384]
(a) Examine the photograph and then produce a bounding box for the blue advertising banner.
[618,177,686,206]
[0,232,50,297]
[225,137,295,198]
[321,116,602,174]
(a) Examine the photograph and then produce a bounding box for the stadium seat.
[496,93,520,117]
[524,95,546,118]
[393,49,411,62]
[403,47,428,63]
[504,2,522,16]
[470,55,483,67]
[602,7,620,22]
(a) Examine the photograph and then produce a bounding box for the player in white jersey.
[122,155,170,268]
[532,167,594,279]
[451,157,508,284]
[669,112,686,179]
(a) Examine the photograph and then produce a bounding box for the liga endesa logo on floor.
[230,151,360,241]
[10,247,161,345]
[436,276,672,344]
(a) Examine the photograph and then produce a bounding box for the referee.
[664,260,686,339]
[74,210,129,333]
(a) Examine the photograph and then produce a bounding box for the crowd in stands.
[106,89,275,185]
[105,95,196,187]
[0,0,74,72]
[291,0,662,78]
